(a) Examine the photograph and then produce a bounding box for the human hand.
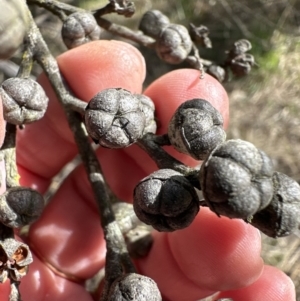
[0,41,295,301]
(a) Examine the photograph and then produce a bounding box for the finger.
[17,40,146,191]
[20,253,94,301]
[216,265,296,301]
[136,208,263,301]
[27,164,106,280]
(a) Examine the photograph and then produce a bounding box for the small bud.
[0,238,32,283]
[251,172,300,238]
[156,24,192,64]
[168,99,226,160]
[133,169,199,232]
[0,187,44,228]
[0,78,49,125]
[61,12,101,49]
[200,139,274,218]
[139,10,170,38]
[85,88,147,148]
[107,273,162,301]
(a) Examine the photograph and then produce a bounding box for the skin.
[0,40,295,301]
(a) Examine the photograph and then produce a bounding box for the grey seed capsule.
[207,65,226,82]
[85,88,146,148]
[230,53,255,77]
[0,0,30,59]
[62,12,101,49]
[200,139,274,219]
[0,238,32,283]
[251,172,300,238]
[139,10,170,38]
[133,169,199,232]
[168,99,226,160]
[137,94,157,135]
[0,78,49,125]
[108,273,162,301]
[0,187,44,228]
[189,23,212,48]
[156,24,193,64]
[229,39,252,57]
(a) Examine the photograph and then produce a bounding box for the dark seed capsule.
[168,99,226,160]
[133,169,199,232]
[251,172,300,238]
[0,187,44,228]
[230,53,255,77]
[0,78,49,125]
[108,273,162,301]
[85,88,150,148]
[156,24,192,64]
[62,12,101,49]
[139,10,170,38]
[228,39,252,58]
[207,65,226,82]
[189,23,212,48]
[200,139,274,219]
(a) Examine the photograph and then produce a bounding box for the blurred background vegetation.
[2,0,300,299]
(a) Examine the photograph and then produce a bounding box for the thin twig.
[137,133,191,175]
[137,133,201,189]
[24,5,136,300]
[1,124,19,189]
[9,281,21,301]
[27,0,81,17]
[96,17,156,48]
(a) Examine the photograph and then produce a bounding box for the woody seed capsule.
[0,78,49,125]
[85,88,151,148]
[133,169,199,232]
[137,94,157,135]
[200,139,274,218]
[139,10,170,38]
[168,99,226,160]
[251,172,300,238]
[0,0,30,59]
[62,12,101,49]
[108,273,162,301]
[156,24,193,64]
[0,187,44,228]
[0,238,32,283]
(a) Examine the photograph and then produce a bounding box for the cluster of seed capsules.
[0,78,47,283]
[84,88,300,239]
[59,9,254,80]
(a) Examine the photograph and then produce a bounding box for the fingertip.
[142,69,229,168]
[167,208,263,291]
[217,265,296,301]
[144,69,229,132]
[57,40,146,100]
[137,208,264,300]
[136,232,216,301]
[20,253,94,301]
